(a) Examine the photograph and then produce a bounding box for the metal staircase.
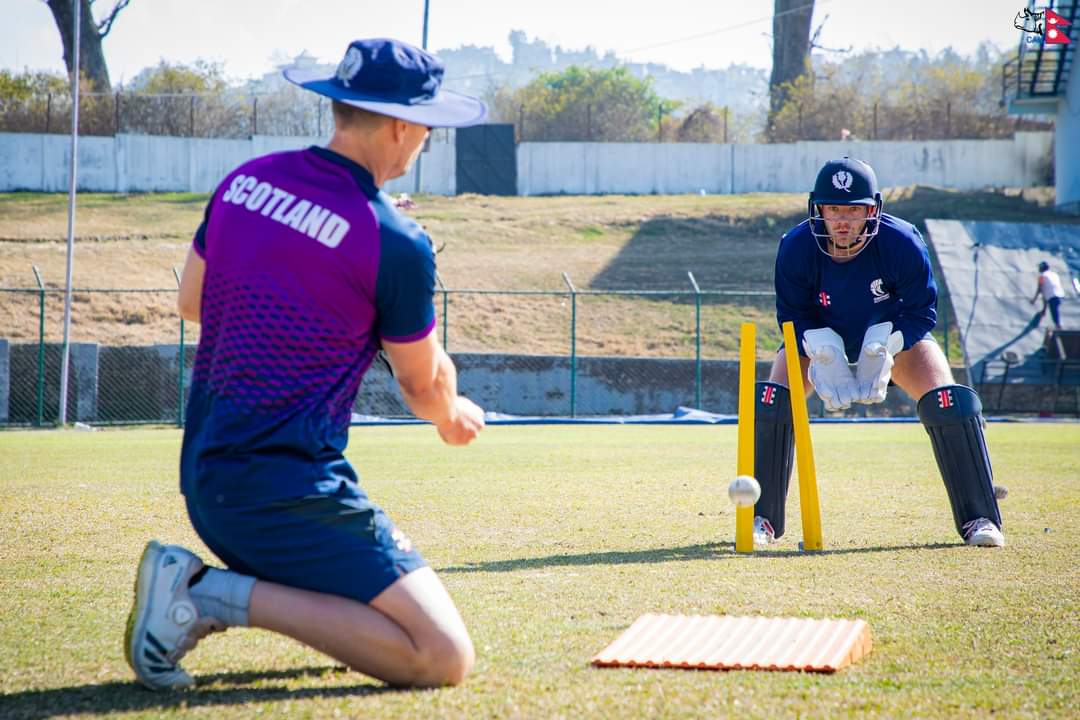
[1002,0,1077,114]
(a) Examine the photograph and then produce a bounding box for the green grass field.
[1,424,1077,719]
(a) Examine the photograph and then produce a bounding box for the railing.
[0,270,962,426]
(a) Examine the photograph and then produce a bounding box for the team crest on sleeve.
[831,171,853,192]
[870,278,890,303]
[818,291,831,307]
[937,389,954,409]
[336,47,364,87]
[761,385,776,405]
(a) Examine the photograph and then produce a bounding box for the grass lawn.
[1,424,1077,718]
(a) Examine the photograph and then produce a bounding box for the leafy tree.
[132,59,228,94]
[767,45,1042,142]
[123,60,244,137]
[492,66,678,142]
[0,69,69,102]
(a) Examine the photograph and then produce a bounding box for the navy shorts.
[184,478,426,604]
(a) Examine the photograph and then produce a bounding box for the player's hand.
[854,322,905,404]
[436,396,485,446]
[802,327,858,412]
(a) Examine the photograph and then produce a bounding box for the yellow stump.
[781,321,823,551]
[735,322,756,553]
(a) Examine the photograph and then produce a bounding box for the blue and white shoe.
[124,541,224,690]
[962,518,1005,548]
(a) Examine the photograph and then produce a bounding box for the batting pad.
[592,614,871,672]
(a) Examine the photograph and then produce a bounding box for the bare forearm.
[398,349,458,426]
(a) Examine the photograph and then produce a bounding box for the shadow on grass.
[0,665,404,720]
[440,540,960,573]
[588,213,798,290]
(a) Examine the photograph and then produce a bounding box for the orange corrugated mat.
[592,614,871,673]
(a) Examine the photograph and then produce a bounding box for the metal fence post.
[688,271,702,409]
[173,267,185,427]
[32,266,46,426]
[436,272,449,350]
[563,273,577,417]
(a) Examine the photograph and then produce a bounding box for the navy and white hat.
[284,38,487,128]
[811,157,879,206]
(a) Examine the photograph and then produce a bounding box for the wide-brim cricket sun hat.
[284,38,488,129]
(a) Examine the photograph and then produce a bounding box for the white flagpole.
[58,0,82,426]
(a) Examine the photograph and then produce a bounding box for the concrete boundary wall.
[0,130,1051,196]
[519,132,1052,195]
[0,344,994,425]
[0,132,456,195]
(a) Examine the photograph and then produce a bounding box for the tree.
[124,60,246,138]
[44,0,131,91]
[676,103,729,143]
[491,66,678,142]
[768,0,814,137]
[132,59,227,94]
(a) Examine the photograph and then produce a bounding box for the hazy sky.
[5,0,1027,83]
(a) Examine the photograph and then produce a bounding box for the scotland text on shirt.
[221,174,351,249]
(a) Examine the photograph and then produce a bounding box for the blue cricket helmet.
[808,157,884,258]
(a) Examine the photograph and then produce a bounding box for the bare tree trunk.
[768,0,814,138]
[46,0,113,91]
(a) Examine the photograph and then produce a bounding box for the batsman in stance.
[125,39,488,690]
[752,157,1004,549]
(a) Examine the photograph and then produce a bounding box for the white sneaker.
[124,541,224,690]
[962,518,1005,548]
[753,516,776,548]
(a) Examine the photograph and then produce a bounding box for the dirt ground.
[0,186,1070,357]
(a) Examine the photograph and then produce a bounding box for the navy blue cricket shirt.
[774,213,938,360]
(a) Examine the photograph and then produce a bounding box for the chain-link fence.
[1,269,959,426]
[1,88,337,139]
[3,92,1053,145]
[0,270,195,426]
[767,99,1053,143]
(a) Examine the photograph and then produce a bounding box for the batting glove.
[854,321,905,404]
[802,327,858,412]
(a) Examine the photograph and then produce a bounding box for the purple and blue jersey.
[180,147,435,503]
[775,213,938,361]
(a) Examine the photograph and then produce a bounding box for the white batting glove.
[802,327,858,412]
[854,322,905,404]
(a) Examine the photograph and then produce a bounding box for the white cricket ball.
[728,475,761,507]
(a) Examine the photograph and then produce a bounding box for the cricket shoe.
[962,518,1005,548]
[125,540,225,690]
[753,516,776,548]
